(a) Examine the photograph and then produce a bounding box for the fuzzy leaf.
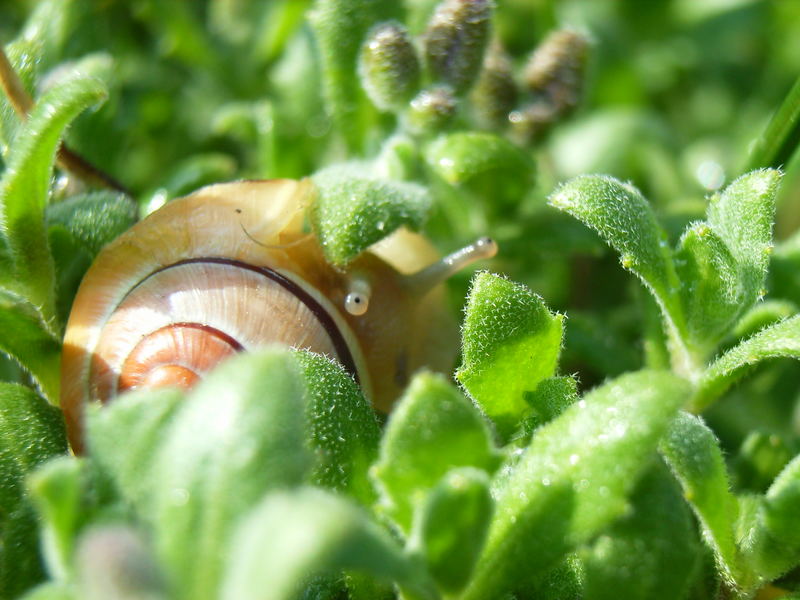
[693,314,800,411]
[706,169,780,298]
[675,224,742,345]
[732,300,797,341]
[456,272,564,440]
[45,191,136,257]
[733,431,794,494]
[0,75,106,324]
[462,370,689,600]
[425,132,534,212]
[581,463,700,600]
[0,289,61,402]
[412,467,493,594]
[150,349,310,600]
[297,351,381,506]
[0,39,42,158]
[659,412,739,581]
[312,166,431,266]
[522,375,579,432]
[18,583,76,600]
[86,388,184,515]
[0,383,68,598]
[28,457,92,584]
[746,454,800,581]
[75,526,166,600]
[372,372,497,534]
[221,488,436,600]
[548,176,685,351]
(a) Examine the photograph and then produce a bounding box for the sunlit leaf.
[693,314,800,411]
[659,412,739,583]
[457,271,564,439]
[372,372,497,534]
[582,463,700,600]
[312,166,431,266]
[0,75,106,324]
[462,370,689,599]
[0,383,67,597]
[221,488,436,600]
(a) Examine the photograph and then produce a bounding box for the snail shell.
[61,178,496,452]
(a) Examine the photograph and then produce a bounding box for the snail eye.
[344,277,371,316]
[345,292,369,316]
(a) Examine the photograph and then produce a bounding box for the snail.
[61,178,497,452]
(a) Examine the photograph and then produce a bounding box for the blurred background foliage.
[2,0,800,472]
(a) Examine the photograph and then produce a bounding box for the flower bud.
[359,21,421,110]
[423,0,492,95]
[508,101,558,145]
[523,29,588,117]
[406,86,458,134]
[470,41,518,127]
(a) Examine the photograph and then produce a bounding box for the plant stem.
[746,73,800,171]
[0,45,129,194]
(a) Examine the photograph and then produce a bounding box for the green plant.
[2,1,800,599]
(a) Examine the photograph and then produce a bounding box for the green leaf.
[675,224,742,346]
[0,75,107,324]
[706,169,781,306]
[149,349,310,600]
[0,289,61,402]
[456,272,564,440]
[462,370,689,600]
[372,372,497,534]
[525,555,585,600]
[659,412,740,582]
[27,457,86,582]
[0,39,42,159]
[425,132,535,213]
[296,351,380,506]
[522,375,579,433]
[548,176,688,370]
[732,431,794,494]
[581,462,700,600]
[746,454,800,581]
[0,383,68,598]
[18,583,77,600]
[45,191,137,257]
[746,74,800,170]
[75,526,166,600]
[732,300,797,341]
[410,467,493,594]
[692,314,800,411]
[86,387,184,515]
[221,488,437,600]
[311,165,431,266]
[28,457,120,585]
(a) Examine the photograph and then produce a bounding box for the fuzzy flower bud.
[508,101,559,145]
[470,41,518,127]
[523,29,588,117]
[359,21,421,110]
[423,0,492,95]
[406,86,458,134]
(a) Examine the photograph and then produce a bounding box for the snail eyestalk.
[406,236,498,295]
[0,45,129,194]
[345,277,372,316]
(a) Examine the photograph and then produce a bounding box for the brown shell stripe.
[115,257,359,381]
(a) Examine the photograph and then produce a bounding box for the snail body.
[61,178,496,451]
